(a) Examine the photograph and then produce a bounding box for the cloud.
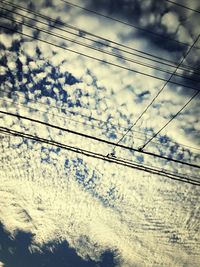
[0,0,200,266]
[1,138,200,267]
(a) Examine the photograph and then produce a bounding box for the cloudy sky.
[0,0,200,266]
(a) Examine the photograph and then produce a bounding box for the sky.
[0,0,200,266]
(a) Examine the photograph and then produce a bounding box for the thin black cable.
[0,11,200,82]
[141,90,200,149]
[3,12,200,84]
[114,34,200,149]
[1,94,200,153]
[1,24,200,93]
[1,26,200,153]
[2,0,200,74]
[0,95,154,143]
[0,110,200,169]
[2,10,200,82]
[116,155,200,181]
[2,0,199,49]
[1,22,200,152]
[0,96,159,146]
[0,126,199,186]
[1,8,200,82]
[164,0,200,14]
[1,125,197,182]
[1,12,200,153]
[60,0,200,50]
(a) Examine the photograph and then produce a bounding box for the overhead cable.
[60,0,200,49]
[0,110,200,169]
[164,0,200,14]
[113,34,200,149]
[1,8,200,82]
[140,90,200,149]
[0,24,200,92]
[1,95,200,153]
[0,126,200,186]
[1,0,200,74]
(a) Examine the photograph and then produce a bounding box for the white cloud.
[0,0,200,266]
[0,140,200,266]
[0,66,7,75]
[161,12,180,33]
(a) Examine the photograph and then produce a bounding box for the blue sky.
[0,0,200,266]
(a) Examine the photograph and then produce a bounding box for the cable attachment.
[106,150,116,158]
[138,146,144,152]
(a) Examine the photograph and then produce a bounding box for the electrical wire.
[0,2,199,155]
[60,0,200,49]
[1,24,200,93]
[164,0,200,14]
[1,8,200,82]
[1,21,200,155]
[1,0,199,186]
[1,0,200,74]
[0,109,200,169]
[0,126,199,186]
[0,11,193,81]
[1,10,200,82]
[113,34,200,149]
[1,94,200,153]
[0,17,199,153]
[140,90,200,149]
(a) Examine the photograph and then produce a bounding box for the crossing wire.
[0,7,200,82]
[1,23,200,93]
[0,126,200,186]
[0,4,199,154]
[1,0,200,75]
[164,0,200,14]
[0,109,200,170]
[141,90,200,149]
[1,94,200,153]
[1,8,200,82]
[2,12,200,84]
[1,20,200,152]
[113,34,200,150]
[61,0,200,49]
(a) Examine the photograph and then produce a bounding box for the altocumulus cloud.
[0,0,200,266]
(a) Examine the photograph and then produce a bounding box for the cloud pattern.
[0,0,200,266]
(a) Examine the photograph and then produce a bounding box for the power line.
[0,95,155,144]
[1,8,200,82]
[0,109,200,169]
[164,0,200,14]
[0,2,199,185]
[116,154,200,181]
[60,0,200,49]
[0,5,199,154]
[1,94,200,153]
[1,11,199,82]
[0,12,192,81]
[1,20,200,154]
[2,127,198,181]
[0,126,199,186]
[0,21,198,154]
[114,34,200,149]
[2,0,200,75]
[0,96,160,147]
[140,90,200,149]
[1,24,200,93]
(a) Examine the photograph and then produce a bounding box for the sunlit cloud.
[0,0,200,266]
